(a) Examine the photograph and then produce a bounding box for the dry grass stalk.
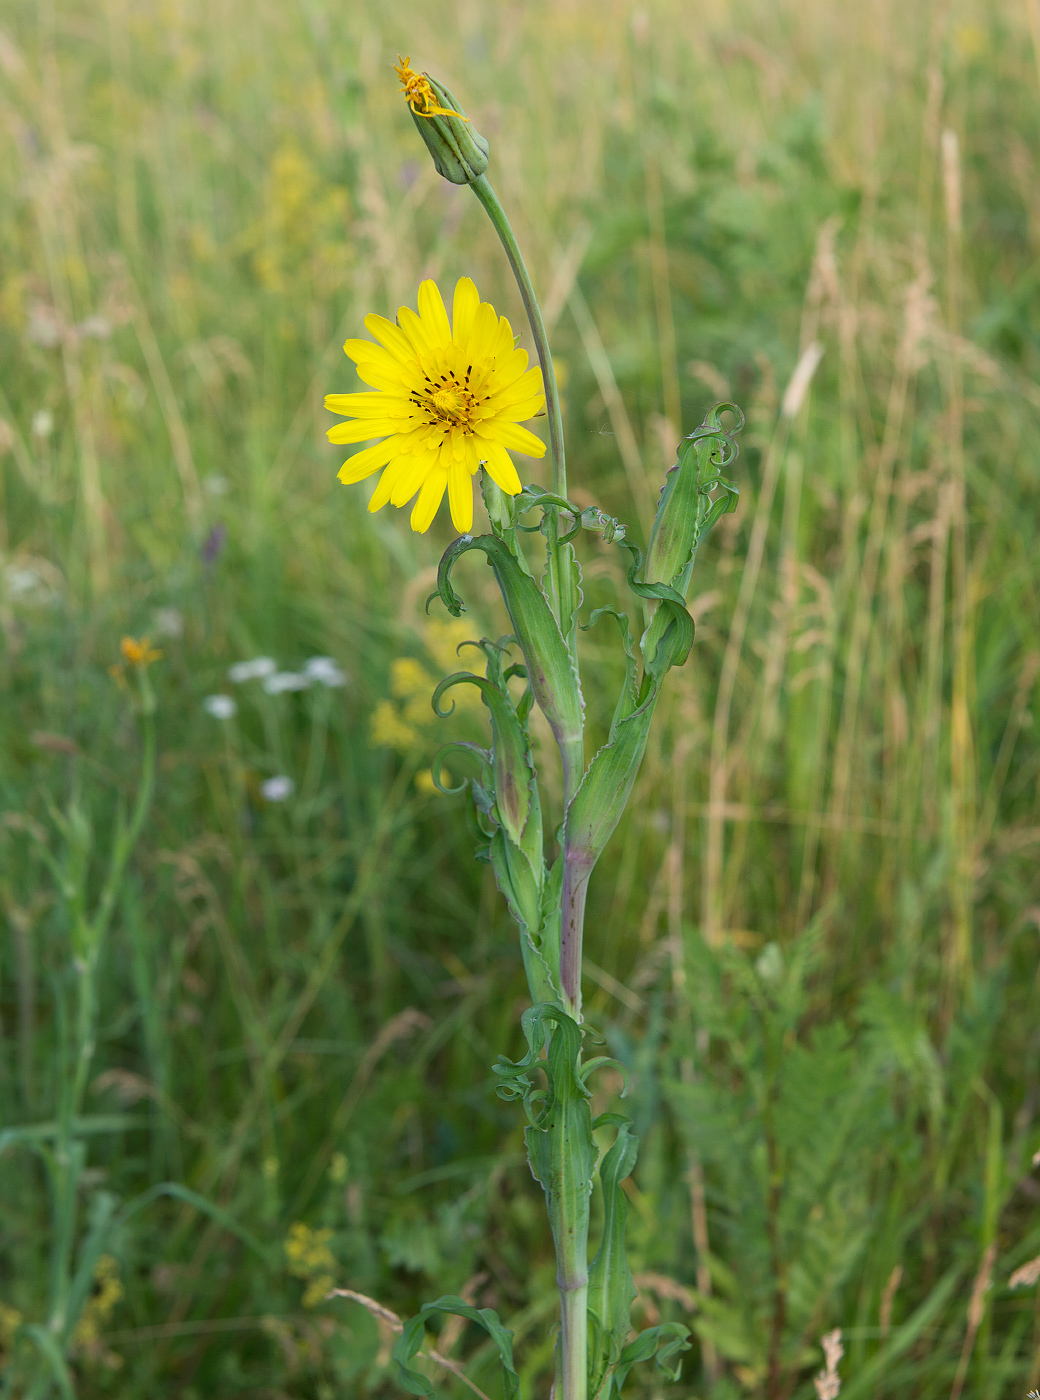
[879,1263,903,1339]
[326,1289,493,1400]
[814,1327,844,1400]
[949,1241,997,1400]
[1009,1255,1040,1291]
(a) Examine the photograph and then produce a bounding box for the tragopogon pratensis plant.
[327,58,743,1400]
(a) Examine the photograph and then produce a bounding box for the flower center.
[411,360,492,434]
[430,387,468,422]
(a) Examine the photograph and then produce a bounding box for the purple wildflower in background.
[200,523,227,564]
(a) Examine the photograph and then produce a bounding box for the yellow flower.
[284,1222,336,1308]
[326,277,546,534]
[390,656,435,702]
[120,636,163,668]
[73,1255,123,1347]
[370,698,419,751]
[0,1302,22,1352]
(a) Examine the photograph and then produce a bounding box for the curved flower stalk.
[330,57,744,1400]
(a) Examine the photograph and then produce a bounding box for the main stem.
[469,174,566,499]
[559,857,590,1022]
[560,1282,589,1400]
[470,173,588,1400]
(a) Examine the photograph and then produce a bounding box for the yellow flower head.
[120,636,163,668]
[326,277,546,534]
[394,55,466,120]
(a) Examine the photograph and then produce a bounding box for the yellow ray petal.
[478,420,546,457]
[397,305,436,357]
[467,301,499,364]
[324,392,413,418]
[487,347,530,391]
[390,449,438,506]
[355,363,410,393]
[368,457,413,513]
[447,458,474,533]
[417,280,452,346]
[485,386,546,419]
[345,343,410,387]
[337,436,399,484]
[463,434,481,476]
[491,314,516,361]
[485,365,544,408]
[417,422,450,450]
[496,398,547,424]
[363,314,416,365]
[479,440,523,495]
[452,277,480,345]
[411,466,449,533]
[343,339,407,375]
[327,417,412,444]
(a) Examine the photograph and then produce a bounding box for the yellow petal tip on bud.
[394,56,468,121]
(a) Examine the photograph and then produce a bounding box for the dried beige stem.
[326,1290,493,1400]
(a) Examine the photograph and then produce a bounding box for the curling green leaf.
[392,1295,519,1399]
[431,533,584,764]
[610,1321,691,1393]
[588,1117,640,1398]
[643,401,744,592]
[432,671,535,849]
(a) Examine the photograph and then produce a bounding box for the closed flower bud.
[395,56,490,186]
[642,401,743,591]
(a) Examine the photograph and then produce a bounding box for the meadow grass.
[1,0,1040,1396]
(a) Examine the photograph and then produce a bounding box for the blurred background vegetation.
[2,0,1040,1396]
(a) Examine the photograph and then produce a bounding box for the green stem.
[560,856,591,1021]
[48,691,157,1344]
[559,1260,589,1400]
[469,174,566,500]
[471,172,588,1398]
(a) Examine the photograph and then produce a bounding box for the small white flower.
[263,671,312,694]
[302,656,348,688]
[153,606,184,638]
[77,315,112,341]
[203,474,230,497]
[26,309,63,349]
[31,410,54,439]
[6,567,41,597]
[203,694,236,720]
[228,657,277,683]
[261,776,294,802]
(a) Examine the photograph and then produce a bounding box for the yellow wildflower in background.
[0,1302,22,1354]
[326,277,546,534]
[371,618,486,754]
[120,636,163,668]
[423,617,484,678]
[284,1221,336,1308]
[370,698,420,751]
[73,1254,123,1348]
